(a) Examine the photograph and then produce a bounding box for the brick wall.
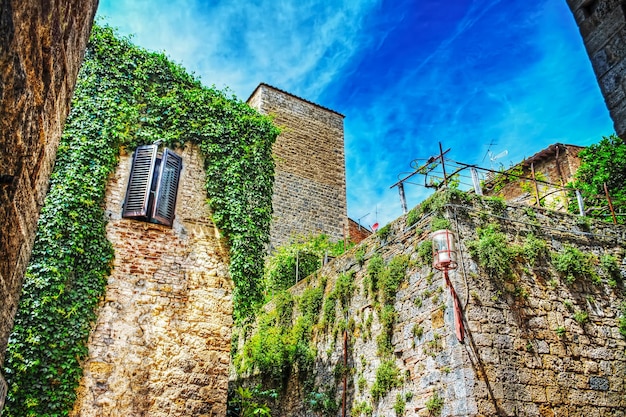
[0,0,98,366]
[243,192,626,416]
[566,0,626,137]
[247,84,348,250]
[71,145,233,416]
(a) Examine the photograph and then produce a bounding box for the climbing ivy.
[3,23,279,416]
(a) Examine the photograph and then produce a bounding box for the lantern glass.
[432,229,458,270]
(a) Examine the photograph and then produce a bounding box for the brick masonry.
[250,192,626,416]
[248,84,348,250]
[566,0,626,137]
[71,145,233,417]
[0,0,98,366]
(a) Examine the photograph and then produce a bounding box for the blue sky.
[97,0,614,228]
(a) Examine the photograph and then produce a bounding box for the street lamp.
[432,229,464,343]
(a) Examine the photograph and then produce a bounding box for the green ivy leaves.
[4,23,278,416]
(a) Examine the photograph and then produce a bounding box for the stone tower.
[247,84,348,250]
[0,0,97,377]
[566,0,626,137]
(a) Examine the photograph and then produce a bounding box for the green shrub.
[425,392,444,415]
[371,360,401,401]
[416,240,432,266]
[467,223,513,279]
[406,207,421,228]
[430,216,451,231]
[367,253,385,295]
[299,285,324,323]
[600,254,621,280]
[379,255,410,304]
[573,310,589,325]
[393,393,406,416]
[552,245,599,284]
[521,233,548,267]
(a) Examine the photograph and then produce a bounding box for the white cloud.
[98,0,380,100]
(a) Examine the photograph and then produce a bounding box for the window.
[122,145,182,227]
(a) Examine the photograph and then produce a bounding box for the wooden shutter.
[152,148,182,226]
[122,145,158,219]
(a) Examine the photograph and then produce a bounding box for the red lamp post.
[432,229,465,343]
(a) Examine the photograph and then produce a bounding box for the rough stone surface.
[0,0,98,366]
[247,83,348,250]
[566,0,626,137]
[246,193,626,416]
[71,145,233,417]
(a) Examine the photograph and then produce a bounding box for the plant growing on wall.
[569,134,626,223]
[3,23,279,417]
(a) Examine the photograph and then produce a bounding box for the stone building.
[0,0,97,396]
[566,0,626,137]
[71,144,233,416]
[482,143,584,210]
[247,84,348,250]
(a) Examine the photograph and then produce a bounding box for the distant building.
[348,218,372,244]
[482,143,584,210]
[248,84,348,250]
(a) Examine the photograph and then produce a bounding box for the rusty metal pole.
[604,183,618,224]
[342,328,347,417]
[439,142,448,187]
[398,182,408,214]
[531,163,541,206]
[444,269,465,343]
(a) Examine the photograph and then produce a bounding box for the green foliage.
[264,234,348,296]
[600,254,621,280]
[430,216,451,231]
[379,255,410,305]
[376,305,397,356]
[573,310,589,325]
[555,326,567,338]
[4,24,280,416]
[355,246,366,265]
[570,135,626,223]
[485,196,506,213]
[406,207,422,228]
[394,393,406,416]
[425,392,444,415]
[467,223,513,279]
[486,164,524,195]
[552,245,599,284]
[416,240,432,266]
[371,360,402,401]
[352,401,373,416]
[520,233,548,267]
[299,285,324,323]
[229,387,273,417]
[366,253,385,296]
[377,224,392,241]
[307,388,339,417]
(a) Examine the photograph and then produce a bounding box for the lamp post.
[432,229,465,343]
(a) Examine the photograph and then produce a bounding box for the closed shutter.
[122,145,158,219]
[152,148,182,226]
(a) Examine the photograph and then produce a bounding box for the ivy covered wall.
[231,190,626,416]
[3,24,279,417]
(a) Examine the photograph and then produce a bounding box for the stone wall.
[0,0,98,366]
[241,191,626,416]
[71,145,233,417]
[566,0,626,137]
[247,84,348,250]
